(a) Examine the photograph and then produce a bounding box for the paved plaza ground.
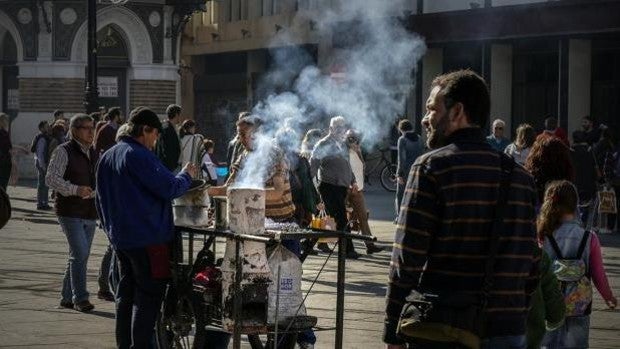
[0,182,619,348]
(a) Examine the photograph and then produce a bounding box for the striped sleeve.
[45,146,78,197]
[384,162,440,344]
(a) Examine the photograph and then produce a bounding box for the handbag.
[396,153,515,349]
[312,209,339,243]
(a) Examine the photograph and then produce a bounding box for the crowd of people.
[0,98,394,348]
[0,67,618,348]
[489,114,620,232]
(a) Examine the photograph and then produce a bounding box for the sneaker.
[97,290,115,302]
[345,250,360,259]
[366,244,385,255]
[58,300,73,309]
[74,300,94,312]
[317,243,331,253]
[298,342,314,349]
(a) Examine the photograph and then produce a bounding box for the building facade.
[409,0,620,137]
[0,0,182,176]
[182,0,620,155]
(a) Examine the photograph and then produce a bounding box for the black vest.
[55,140,98,219]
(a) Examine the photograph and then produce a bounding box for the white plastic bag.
[267,244,305,324]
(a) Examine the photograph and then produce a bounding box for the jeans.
[37,167,48,207]
[98,244,114,293]
[481,335,526,349]
[115,247,168,349]
[318,182,356,253]
[542,316,589,349]
[58,217,96,303]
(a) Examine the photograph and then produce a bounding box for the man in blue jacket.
[96,107,197,349]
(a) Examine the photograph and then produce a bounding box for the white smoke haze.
[233,132,277,189]
[234,0,426,187]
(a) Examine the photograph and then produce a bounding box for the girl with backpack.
[538,180,617,348]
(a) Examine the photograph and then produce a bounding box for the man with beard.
[383,70,540,349]
[581,115,601,146]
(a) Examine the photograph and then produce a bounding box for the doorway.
[97,25,129,116]
[1,31,18,121]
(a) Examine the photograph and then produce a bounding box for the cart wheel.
[155,287,228,349]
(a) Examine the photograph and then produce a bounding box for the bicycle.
[363,147,397,192]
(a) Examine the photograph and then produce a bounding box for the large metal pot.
[172,179,210,227]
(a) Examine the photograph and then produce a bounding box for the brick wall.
[130,80,176,114]
[19,78,84,113]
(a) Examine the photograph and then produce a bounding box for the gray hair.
[330,116,346,129]
[492,118,505,129]
[68,113,94,139]
[115,123,131,142]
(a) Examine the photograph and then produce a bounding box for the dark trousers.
[318,182,356,253]
[36,167,48,207]
[0,161,11,191]
[98,244,114,293]
[115,247,168,349]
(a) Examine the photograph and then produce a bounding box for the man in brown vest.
[46,113,98,312]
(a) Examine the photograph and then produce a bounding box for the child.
[538,180,617,348]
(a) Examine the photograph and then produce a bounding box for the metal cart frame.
[173,226,376,349]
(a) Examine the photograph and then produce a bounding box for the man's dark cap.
[129,107,163,132]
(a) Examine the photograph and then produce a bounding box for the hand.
[316,202,325,212]
[397,176,405,185]
[182,163,198,178]
[386,345,406,349]
[606,296,617,309]
[351,183,359,192]
[76,186,93,199]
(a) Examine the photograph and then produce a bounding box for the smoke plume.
[234,0,426,187]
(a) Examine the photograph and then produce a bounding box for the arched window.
[97,25,129,67]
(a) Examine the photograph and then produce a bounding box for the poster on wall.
[98,76,118,98]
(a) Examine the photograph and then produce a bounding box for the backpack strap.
[546,235,564,260]
[576,230,591,259]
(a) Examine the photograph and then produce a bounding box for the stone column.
[163,5,174,64]
[247,50,267,107]
[567,39,591,141]
[490,44,513,134]
[421,48,443,109]
[420,48,443,141]
[558,38,569,131]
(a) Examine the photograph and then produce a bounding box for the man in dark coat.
[155,104,183,172]
[94,107,123,156]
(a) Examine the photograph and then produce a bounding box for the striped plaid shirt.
[384,127,540,344]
